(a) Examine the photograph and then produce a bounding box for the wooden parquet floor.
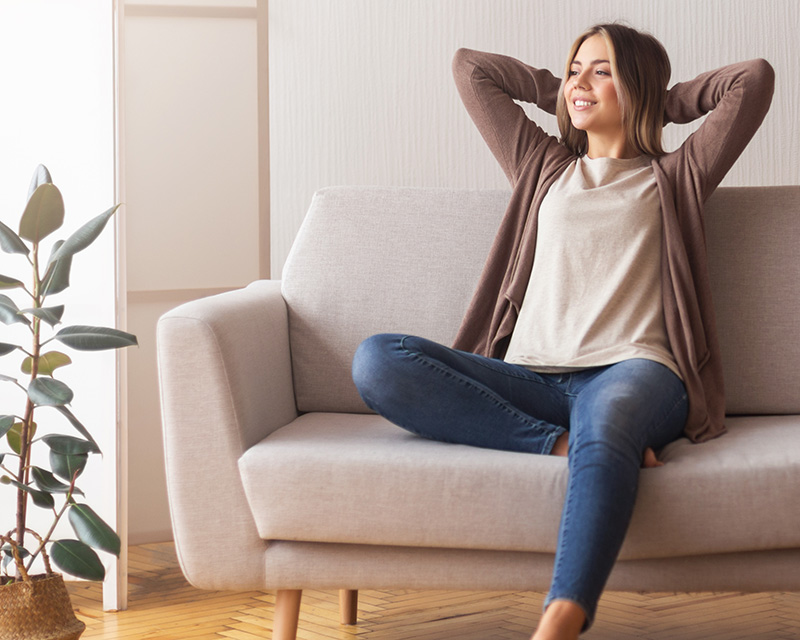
[66,543,800,639]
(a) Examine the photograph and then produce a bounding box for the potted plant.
[0,165,137,640]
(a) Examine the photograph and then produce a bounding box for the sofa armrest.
[157,280,297,589]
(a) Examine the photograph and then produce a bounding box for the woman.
[352,23,773,639]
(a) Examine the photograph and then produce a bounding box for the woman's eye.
[596,69,610,76]
[568,70,579,76]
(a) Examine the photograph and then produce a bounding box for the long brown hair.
[557,23,671,157]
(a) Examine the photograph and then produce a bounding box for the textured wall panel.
[270,0,799,275]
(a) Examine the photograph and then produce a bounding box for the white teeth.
[574,100,595,107]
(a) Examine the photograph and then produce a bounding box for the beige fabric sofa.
[157,185,800,639]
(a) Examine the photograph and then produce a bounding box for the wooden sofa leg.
[273,590,302,640]
[339,589,358,625]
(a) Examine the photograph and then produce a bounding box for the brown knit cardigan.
[450,48,774,442]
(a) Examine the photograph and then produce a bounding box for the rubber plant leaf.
[0,219,29,255]
[50,451,89,482]
[0,343,19,357]
[20,305,64,327]
[54,325,138,351]
[0,274,24,290]
[19,183,64,243]
[0,295,31,326]
[51,539,105,581]
[27,164,53,199]
[21,351,72,376]
[27,377,74,406]
[49,205,120,263]
[0,415,14,439]
[0,476,55,509]
[1,545,29,572]
[42,434,99,455]
[54,406,100,453]
[6,422,36,455]
[41,241,72,297]
[31,466,82,495]
[68,504,121,556]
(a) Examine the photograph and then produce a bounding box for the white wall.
[0,0,117,577]
[269,0,799,276]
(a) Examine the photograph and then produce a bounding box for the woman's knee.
[570,412,635,456]
[352,333,400,394]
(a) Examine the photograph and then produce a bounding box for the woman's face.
[565,34,624,142]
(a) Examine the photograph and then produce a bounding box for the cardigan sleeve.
[452,48,562,185]
[664,59,774,197]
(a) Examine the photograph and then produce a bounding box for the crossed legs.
[352,334,688,637]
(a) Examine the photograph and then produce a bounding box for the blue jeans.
[351,334,688,629]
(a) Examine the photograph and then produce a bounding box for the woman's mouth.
[573,99,596,109]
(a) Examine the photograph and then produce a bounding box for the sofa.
[157,185,800,640]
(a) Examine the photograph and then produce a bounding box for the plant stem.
[25,486,73,575]
[15,242,41,553]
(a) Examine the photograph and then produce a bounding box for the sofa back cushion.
[282,187,506,413]
[282,185,800,416]
[705,186,800,414]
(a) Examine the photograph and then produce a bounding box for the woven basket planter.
[0,574,85,640]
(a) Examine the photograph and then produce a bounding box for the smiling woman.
[557,23,672,159]
[354,21,774,640]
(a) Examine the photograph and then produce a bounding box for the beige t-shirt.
[504,154,680,377]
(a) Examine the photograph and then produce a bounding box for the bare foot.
[550,435,663,469]
[642,447,663,468]
[551,433,569,457]
[531,600,584,640]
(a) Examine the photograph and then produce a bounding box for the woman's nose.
[573,70,589,89]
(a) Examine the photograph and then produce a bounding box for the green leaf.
[0,475,55,508]
[6,422,35,455]
[1,544,29,560]
[54,325,138,351]
[41,241,72,297]
[69,504,120,556]
[50,450,88,481]
[20,305,64,327]
[0,294,31,326]
[0,343,19,357]
[50,539,105,581]
[49,205,120,263]
[21,350,72,375]
[2,544,30,571]
[27,164,53,199]
[31,466,82,495]
[43,434,99,455]
[0,415,14,438]
[27,377,74,406]
[0,274,24,290]
[0,219,29,255]
[19,183,64,243]
[54,407,100,453]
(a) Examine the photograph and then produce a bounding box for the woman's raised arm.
[453,48,562,184]
[664,58,774,197]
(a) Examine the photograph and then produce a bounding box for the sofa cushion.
[705,186,800,414]
[281,186,507,414]
[238,413,800,561]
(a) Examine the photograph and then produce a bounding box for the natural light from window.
[0,0,117,576]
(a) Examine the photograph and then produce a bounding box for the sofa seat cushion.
[238,413,800,560]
